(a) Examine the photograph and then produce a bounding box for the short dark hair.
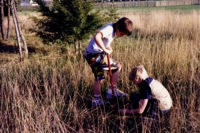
[114,17,133,36]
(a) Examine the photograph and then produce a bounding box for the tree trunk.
[74,39,77,54]
[0,0,5,40]
[11,0,22,61]
[13,1,28,57]
[78,40,81,54]
[74,40,82,54]
[6,0,11,40]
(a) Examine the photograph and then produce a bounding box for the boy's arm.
[120,99,148,115]
[94,32,112,55]
[107,46,113,53]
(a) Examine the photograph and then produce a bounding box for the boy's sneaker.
[92,99,105,107]
[106,88,127,99]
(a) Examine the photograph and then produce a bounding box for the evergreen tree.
[35,0,107,52]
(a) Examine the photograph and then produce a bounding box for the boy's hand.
[105,48,112,55]
[119,109,127,115]
[105,46,113,55]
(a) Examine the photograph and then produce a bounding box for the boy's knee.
[118,63,122,69]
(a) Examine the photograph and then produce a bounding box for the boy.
[83,17,133,106]
[120,65,172,116]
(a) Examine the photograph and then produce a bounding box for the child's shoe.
[106,86,126,99]
[92,99,105,107]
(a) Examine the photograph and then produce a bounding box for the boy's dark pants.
[130,92,171,131]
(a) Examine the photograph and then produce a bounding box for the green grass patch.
[117,5,200,12]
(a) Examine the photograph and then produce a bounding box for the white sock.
[94,94,101,100]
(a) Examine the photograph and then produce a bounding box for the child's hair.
[113,17,133,36]
[129,65,148,80]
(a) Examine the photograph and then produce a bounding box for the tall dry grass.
[0,10,200,132]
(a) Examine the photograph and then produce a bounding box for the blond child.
[120,65,172,115]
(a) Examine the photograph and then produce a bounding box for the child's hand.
[119,109,127,115]
[105,48,112,55]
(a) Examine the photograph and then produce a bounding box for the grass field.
[117,5,200,12]
[0,7,200,133]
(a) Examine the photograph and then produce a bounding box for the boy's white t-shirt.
[86,24,115,53]
[149,79,173,111]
